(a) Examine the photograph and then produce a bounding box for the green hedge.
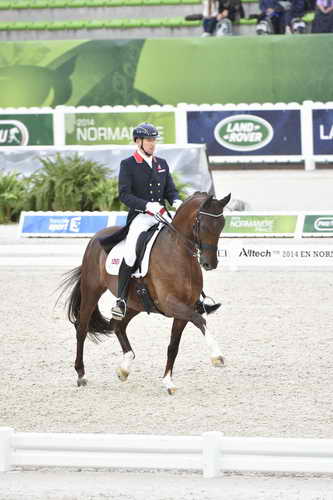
[0,154,188,223]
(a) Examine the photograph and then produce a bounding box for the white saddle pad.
[105,225,163,277]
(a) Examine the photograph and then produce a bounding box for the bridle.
[192,208,225,255]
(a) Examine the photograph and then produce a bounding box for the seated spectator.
[311,0,333,32]
[256,0,286,34]
[285,0,307,32]
[202,0,244,35]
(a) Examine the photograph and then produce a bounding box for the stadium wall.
[0,36,332,108]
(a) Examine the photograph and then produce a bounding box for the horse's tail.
[56,266,82,326]
[56,266,112,342]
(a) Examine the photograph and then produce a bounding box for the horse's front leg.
[162,319,187,395]
[166,298,224,368]
[203,329,225,367]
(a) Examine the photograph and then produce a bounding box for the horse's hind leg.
[162,319,187,395]
[113,308,139,382]
[75,288,104,387]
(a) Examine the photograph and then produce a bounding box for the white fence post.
[301,100,315,171]
[53,106,65,146]
[202,431,223,478]
[175,103,189,144]
[0,427,14,472]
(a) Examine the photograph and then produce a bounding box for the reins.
[154,212,197,256]
[154,203,224,258]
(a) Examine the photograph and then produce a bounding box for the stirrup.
[111,299,127,321]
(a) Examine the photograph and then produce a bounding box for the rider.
[111,122,182,320]
[111,122,221,321]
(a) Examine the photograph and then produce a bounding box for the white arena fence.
[1,428,333,478]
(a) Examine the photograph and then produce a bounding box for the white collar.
[137,148,153,168]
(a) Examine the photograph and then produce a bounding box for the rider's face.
[140,137,157,155]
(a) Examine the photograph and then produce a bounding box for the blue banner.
[115,214,127,227]
[187,110,302,156]
[313,109,333,155]
[21,213,109,236]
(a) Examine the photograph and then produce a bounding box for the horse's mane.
[175,191,208,217]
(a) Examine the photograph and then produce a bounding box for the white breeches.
[123,213,158,267]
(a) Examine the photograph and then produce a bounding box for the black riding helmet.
[132,123,159,140]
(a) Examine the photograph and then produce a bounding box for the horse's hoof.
[167,387,177,395]
[116,367,129,382]
[211,356,225,367]
[77,377,87,386]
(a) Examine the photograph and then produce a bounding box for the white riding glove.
[172,199,183,210]
[145,202,165,216]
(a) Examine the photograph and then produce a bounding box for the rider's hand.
[145,202,165,216]
[172,199,183,211]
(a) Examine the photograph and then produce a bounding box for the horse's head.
[193,193,231,271]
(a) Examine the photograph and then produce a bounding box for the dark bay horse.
[59,191,231,393]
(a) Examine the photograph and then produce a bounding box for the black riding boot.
[196,300,221,315]
[111,260,133,321]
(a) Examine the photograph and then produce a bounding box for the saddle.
[134,223,160,273]
[105,223,163,278]
[108,223,163,315]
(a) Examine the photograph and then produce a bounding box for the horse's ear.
[201,195,213,209]
[219,193,231,208]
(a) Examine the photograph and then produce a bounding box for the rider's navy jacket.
[119,152,179,223]
[99,152,179,253]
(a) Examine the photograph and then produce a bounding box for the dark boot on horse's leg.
[111,259,133,321]
[196,300,221,315]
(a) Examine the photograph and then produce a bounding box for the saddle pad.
[105,225,162,278]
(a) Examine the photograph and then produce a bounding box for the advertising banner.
[312,109,333,155]
[19,211,129,237]
[20,212,110,237]
[65,112,176,145]
[303,214,333,236]
[223,215,298,236]
[0,114,53,146]
[187,110,301,156]
[218,241,333,267]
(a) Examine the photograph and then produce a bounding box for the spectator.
[285,0,306,33]
[256,0,286,34]
[202,0,244,35]
[311,0,333,32]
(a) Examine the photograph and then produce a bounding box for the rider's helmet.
[291,17,306,33]
[215,18,233,36]
[132,123,159,141]
[256,16,274,35]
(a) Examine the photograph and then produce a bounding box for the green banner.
[0,36,332,107]
[0,114,53,146]
[303,215,333,234]
[65,111,175,145]
[224,215,297,235]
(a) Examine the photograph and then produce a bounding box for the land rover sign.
[214,114,274,152]
[187,109,302,156]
